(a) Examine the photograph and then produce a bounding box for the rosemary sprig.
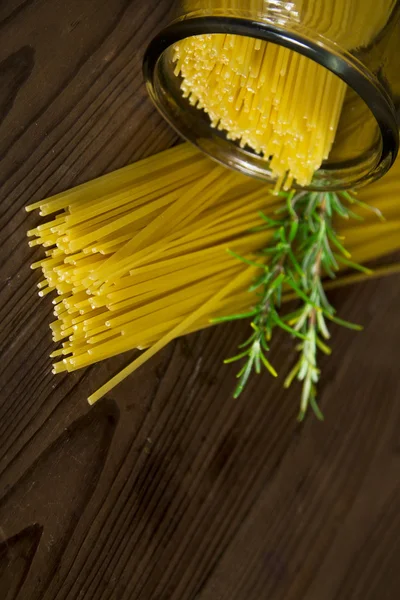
[214,190,379,421]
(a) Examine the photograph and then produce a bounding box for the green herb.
[214,190,379,421]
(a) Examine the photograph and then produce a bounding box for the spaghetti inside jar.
[144,0,400,191]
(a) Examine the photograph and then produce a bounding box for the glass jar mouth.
[143,15,399,190]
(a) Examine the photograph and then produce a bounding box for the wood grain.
[0,1,399,599]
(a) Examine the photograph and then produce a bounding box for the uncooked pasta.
[26,143,400,404]
[173,36,347,189]
[172,0,396,188]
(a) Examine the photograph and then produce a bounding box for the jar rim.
[143,15,399,188]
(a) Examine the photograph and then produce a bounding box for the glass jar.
[144,0,400,191]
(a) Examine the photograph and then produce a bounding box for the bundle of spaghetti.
[27,144,266,370]
[173,0,395,188]
[173,34,347,189]
[27,143,400,404]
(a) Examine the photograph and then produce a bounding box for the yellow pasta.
[26,143,400,403]
[173,34,347,188]
[172,0,396,188]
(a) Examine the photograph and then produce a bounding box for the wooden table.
[1,2,399,598]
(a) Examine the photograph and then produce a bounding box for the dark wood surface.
[0,2,399,599]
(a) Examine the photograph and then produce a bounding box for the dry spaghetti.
[26,143,400,403]
[172,0,395,187]
[174,36,347,189]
